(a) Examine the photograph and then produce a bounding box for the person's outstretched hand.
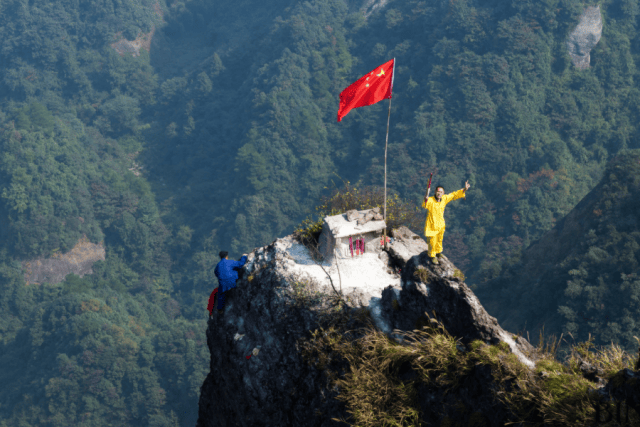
[465,180,470,191]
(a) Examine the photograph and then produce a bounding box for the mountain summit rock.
[196,226,541,426]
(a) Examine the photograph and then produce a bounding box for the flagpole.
[383,58,395,248]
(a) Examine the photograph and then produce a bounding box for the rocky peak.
[385,227,536,369]
[196,226,541,426]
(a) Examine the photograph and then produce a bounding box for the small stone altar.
[318,208,386,260]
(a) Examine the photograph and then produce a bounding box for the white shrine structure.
[318,208,387,260]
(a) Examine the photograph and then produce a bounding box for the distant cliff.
[22,235,105,286]
[478,149,640,357]
[567,5,602,69]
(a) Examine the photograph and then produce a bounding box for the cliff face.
[22,235,105,286]
[196,226,540,426]
[567,5,602,69]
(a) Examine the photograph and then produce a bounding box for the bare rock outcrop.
[196,227,541,426]
[359,0,390,19]
[384,227,537,367]
[567,5,602,69]
[22,235,105,285]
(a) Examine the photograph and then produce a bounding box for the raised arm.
[231,255,248,269]
[445,181,470,204]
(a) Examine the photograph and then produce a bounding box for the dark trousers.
[217,288,233,310]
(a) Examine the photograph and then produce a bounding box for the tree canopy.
[2,0,640,424]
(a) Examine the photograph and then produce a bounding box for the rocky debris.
[22,235,105,285]
[387,226,429,268]
[345,207,383,225]
[197,227,541,426]
[567,5,602,69]
[345,209,359,222]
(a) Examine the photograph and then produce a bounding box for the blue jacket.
[214,256,247,292]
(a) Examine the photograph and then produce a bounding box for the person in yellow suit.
[422,180,471,264]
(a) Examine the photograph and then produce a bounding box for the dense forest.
[477,149,640,361]
[1,0,640,424]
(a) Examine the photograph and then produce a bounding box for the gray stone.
[579,358,605,383]
[197,227,542,426]
[22,236,105,286]
[387,226,430,269]
[567,5,602,70]
[378,250,389,266]
[356,211,376,225]
[345,209,360,222]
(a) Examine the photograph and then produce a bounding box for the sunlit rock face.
[383,228,537,369]
[22,235,105,286]
[567,5,602,69]
[345,0,390,18]
[196,227,540,426]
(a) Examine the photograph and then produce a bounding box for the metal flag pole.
[383,58,395,248]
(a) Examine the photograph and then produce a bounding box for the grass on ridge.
[299,307,640,427]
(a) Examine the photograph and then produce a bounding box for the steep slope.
[138,0,640,294]
[4,0,640,424]
[477,149,640,358]
[197,226,539,426]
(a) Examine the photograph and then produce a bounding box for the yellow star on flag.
[337,58,395,123]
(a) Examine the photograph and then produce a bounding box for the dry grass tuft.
[413,267,431,283]
[453,269,465,281]
[299,309,640,426]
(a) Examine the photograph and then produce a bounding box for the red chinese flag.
[337,58,395,122]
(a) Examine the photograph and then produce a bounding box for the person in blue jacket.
[214,251,248,313]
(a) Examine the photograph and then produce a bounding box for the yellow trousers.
[428,228,445,257]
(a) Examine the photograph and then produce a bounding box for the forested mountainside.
[141,0,637,288]
[1,0,640,424]
[478,149,640,359]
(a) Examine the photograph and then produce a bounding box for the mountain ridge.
[478,148,640,358]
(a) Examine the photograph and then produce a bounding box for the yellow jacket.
[422,189,466,236]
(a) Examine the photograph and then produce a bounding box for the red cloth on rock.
[207,288,218,315]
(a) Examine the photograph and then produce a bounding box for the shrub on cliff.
[294,181,422,245]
